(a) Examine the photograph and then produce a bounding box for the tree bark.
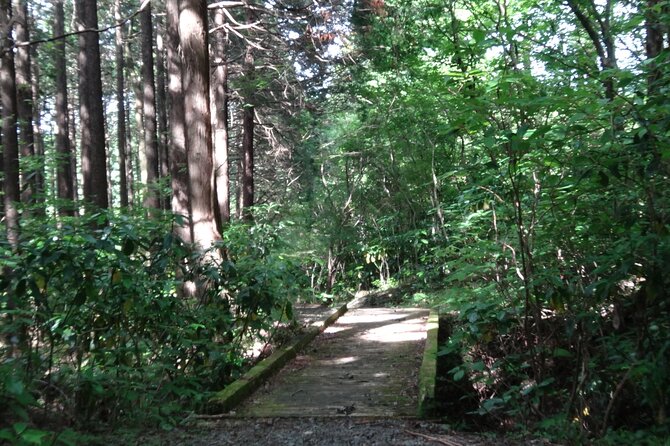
[155,12,169,209]
[566,0,618,100]
[30,45,44,205]
[54,0,75,215]
[179,0,220,251]
[76,0,109,209]
[133,75,146,184]
[141,2,160,210]
[167,0,192,243]
[240,41,255,221]
[211,6,230,227]
[114,0,128,207]
[645,0,665,94]
[13,0,36,209]
[1,0,20,249]
[69,103,80,209]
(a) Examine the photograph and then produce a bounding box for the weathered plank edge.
[209,302,349,413]
[417,309,439,418]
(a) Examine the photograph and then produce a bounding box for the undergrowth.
[0,208,306,444]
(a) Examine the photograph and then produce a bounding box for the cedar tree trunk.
[179,0,220,251]
[167,0,192,243]
[211,6,230,227]
[141,3,160,210]
[76,0,109,209]
[54,0,75,215]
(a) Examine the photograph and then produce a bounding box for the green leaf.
[552,348,572,358]
[7,377,25,396]
[471,361,485,371]
[20,428,49,445]
[472,29,486,43]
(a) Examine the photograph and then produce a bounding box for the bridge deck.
[235,307,429,417]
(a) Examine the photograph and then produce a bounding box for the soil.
[118,417,530,445]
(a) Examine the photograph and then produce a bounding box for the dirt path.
[235,307,429,417]
[156,418,510,445]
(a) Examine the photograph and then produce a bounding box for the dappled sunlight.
[320,356,359,365]
[359,318,427,343]
[324,325,353,333]
[337,309,425,325]
[237,306,431,417]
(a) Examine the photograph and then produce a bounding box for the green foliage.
[0,208,305,434]
[306,0,670,440]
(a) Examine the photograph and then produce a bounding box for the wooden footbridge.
[211,301,439,418]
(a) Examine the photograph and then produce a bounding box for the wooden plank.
[209,302,349,412]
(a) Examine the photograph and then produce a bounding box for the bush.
[0,209,305,434]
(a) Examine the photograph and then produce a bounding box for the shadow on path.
[235,308,429,417]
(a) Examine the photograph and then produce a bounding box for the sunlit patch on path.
[235,307,429,417]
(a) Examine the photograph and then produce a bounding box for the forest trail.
[234,307,430,417]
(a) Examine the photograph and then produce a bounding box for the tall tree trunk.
[124,88,135,207]
[155,12,169,209]
[141,3,160,210]
[0,0,21,357]
[167,0,192,243]
[69,106,80,209]
[115,0,128,207]
[76,0,109,209]
[179,0,220,251]
[240,42,255,221]
[54,0,74,215]
[124,21,139,207]
[211,6,230,228]
[104,108,114,205]
[133,76,146,186]
[13,0,36,209]
[241,103,254,220]
[30,46,44,205]
[566,0,618,101]
[645,0,665,94]
[1,0,20,249]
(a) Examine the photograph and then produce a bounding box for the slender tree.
[141,2,160,210]
[76,0,109,209]
[133,75,146,187]
[1,0,19,248]
[211,6,230,227]
[115,0,128,207]
[30,45,44,203]
[124,78,135,206]
[240,11,255,221]
[645,0,666,93]
[69,105,79,207]
[155,12,169,209]
[167,0,192,243]
[566,0,618,100]
[179,0,220,250]
[13,0,36,208]
[54,0,75,215]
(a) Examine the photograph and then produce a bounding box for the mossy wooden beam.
[417,309,439,418]
[209,302,348,413]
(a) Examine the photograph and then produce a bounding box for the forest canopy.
[1,0,669,444]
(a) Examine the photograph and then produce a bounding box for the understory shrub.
[0,209,304,438]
